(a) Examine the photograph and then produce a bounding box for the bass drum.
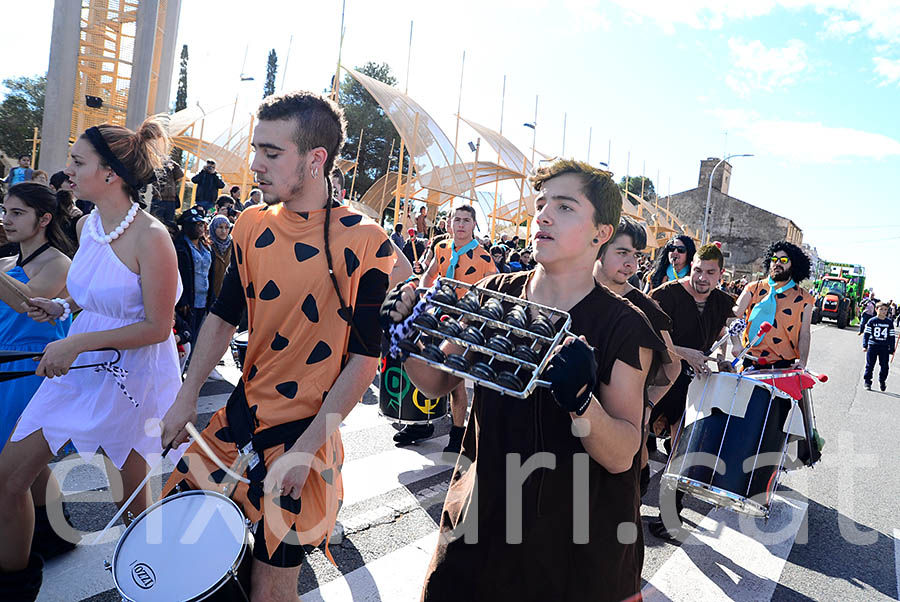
[379,354,448,425]
[661,372,802,517]
[111,490,252,601]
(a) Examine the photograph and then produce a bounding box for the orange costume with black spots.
[433,238,495,295]
[164,203,393,562]
[741,279,814,363]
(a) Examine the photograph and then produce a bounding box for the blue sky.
[3,0,899,299]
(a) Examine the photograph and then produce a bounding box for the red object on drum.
[756,370,817,400]
[440,314,452,322]
[759,321,773,333]
[757,357,769,365]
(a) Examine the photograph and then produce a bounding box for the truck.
[811,262,866,329]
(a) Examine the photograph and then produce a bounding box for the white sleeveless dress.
[12,212,184,468]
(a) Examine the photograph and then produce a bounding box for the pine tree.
[264,50,277,98]
[171,44,188,164]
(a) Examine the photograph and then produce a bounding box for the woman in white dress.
[0,118,182,598]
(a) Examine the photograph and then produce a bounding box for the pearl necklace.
[90,203,139,245]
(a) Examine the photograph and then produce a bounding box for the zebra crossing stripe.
[303,532,438,602]
[643,495,809,602]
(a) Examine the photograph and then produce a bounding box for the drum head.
[234,331,249,345]
[113,490,248,601]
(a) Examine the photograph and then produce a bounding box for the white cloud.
[873,56,900,86]
[607,1,900,43]
[712,109,900,162]
[726,38,809,95]
[563,0,612,30]
[821,14,862,38]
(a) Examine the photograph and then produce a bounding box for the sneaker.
[392,424,434,446]
[864,381,872,390]
[880,382,887,392]
[442,425,465,455]
[648,517,683,541]
[208,367,227,381]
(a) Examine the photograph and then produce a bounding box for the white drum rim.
[661,474,771,518]
[111,489,250,602]
[703,370,789,398]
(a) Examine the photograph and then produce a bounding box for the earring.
[593,238,599,244]
[311,167,319,179]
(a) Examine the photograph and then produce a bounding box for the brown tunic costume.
[648,280,735,425]
[420,273,666,602]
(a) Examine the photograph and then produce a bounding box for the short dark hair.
[762,240,810,282]
[453,204,476,221]
[49,171,69,191]
[331,167,345,189]
[215,195,234,208]
[607,215,647,253]
[257,91,346,188]
[230,185,240,194]
[490,245,506,256]
[394,223,403,234]
[695,243,725,269]
[530,158,621,228]
[18,154,31,160]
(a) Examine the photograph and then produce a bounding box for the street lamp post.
[702,153,753,242]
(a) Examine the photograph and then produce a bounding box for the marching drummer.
[731,241,820,465]
[731,241,814,371]
[593,215,681,497]
[646,242,736,540]
[161,91,395,601]
[391,204,496,452]
[382,159,667,601]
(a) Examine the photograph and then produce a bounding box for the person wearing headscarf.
[208,214,233,301]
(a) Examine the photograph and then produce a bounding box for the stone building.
[665,157,803,278]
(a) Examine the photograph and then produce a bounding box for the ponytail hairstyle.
[256,91,354,332]
[80,117,171,208]
[5,182,76,257]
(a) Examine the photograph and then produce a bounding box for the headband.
[84,126,142,189]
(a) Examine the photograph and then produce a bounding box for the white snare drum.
[111,490,252,601]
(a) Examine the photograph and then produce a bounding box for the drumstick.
[185,422,251,484]
[731,321,772,368]
[91,444,172,546]
[708,318,747,356]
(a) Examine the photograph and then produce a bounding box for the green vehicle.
[811,263,866,329]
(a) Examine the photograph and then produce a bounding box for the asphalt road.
[34,323,900,601]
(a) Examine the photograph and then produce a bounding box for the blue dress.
[0,266,70,450]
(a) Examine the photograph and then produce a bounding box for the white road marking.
[37,533,121,601]
[643,495,809,602]
[894,529,900,602]
[302,532,438,602]
[342,435,452,507]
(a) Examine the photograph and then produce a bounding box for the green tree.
[618,175,655,200]
[0,75,46,164]
[171,44,189,165]
[338,62,407,209]
[264,50,277,98]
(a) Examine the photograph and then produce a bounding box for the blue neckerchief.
[748,277,796,343]
[667,264,688,281]
[446,238,480,279]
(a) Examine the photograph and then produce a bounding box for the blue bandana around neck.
[747,277,796,343]
[446,238,480,279]
[667,264,689,281]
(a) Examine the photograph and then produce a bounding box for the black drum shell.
[379,354,449,425]
[666,379,793,509]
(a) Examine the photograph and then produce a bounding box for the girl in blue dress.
[0,183,74,569]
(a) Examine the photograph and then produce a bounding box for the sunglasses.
[670,246,687,254]
[770,256,790,264]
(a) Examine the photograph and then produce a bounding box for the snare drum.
[661,372,803,517]
[111,490,252,601]
[230,331,248,370]
[379,354,448,425]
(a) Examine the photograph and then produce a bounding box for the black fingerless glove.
[379,280,416,335]
[544,338,598,415]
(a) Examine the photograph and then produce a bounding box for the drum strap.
[224,380,315,514]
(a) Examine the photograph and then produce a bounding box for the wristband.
[51,297,71,321]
